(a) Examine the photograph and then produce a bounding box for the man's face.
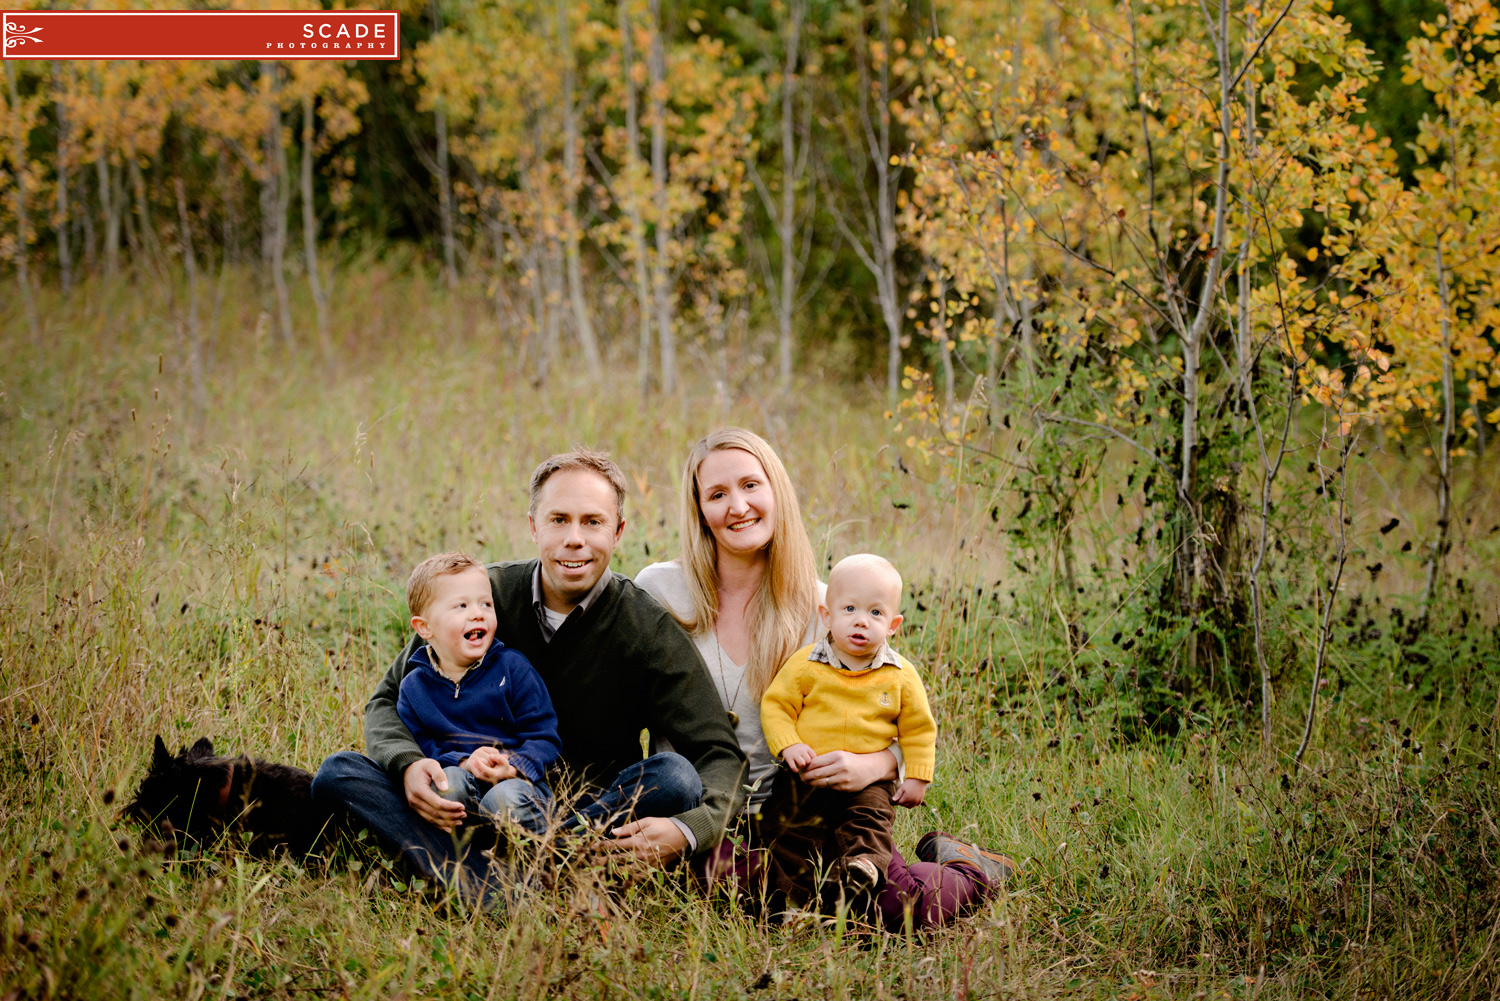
[529,468,624,612]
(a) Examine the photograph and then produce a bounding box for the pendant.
[727,710,740,727]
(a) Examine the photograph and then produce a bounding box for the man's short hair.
[528,447,627,522]
[407,551,482,618]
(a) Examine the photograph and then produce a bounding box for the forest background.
[3,0,1500,997]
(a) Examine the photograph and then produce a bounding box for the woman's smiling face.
[696,447,777,561]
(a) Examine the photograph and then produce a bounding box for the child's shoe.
[840,856,882,895]
[914,832,1017,884]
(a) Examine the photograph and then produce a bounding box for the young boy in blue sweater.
[396,552,562,834]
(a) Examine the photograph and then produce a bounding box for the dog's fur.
[126,736,339,857]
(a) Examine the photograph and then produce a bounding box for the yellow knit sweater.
[760,643,937,783]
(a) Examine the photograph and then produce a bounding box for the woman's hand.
[797,747,899,792]
[403,758,466,832]
[610,817,690,866]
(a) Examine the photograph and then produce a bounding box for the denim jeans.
[311,750,702,907]
[438,767,553,835]
[567,752,703,832]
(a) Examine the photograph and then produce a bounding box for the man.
[312,448,746,903]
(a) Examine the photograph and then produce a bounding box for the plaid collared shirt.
[807,637,903,672]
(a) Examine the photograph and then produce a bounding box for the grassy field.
[2,266,1498,999]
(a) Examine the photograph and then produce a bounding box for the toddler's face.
[821,570,903,665]
[413,565,497,671]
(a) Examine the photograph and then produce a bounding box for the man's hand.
[780,742,816,773]
[463,747,517,783]
[609,817,689,867]
[798,748,899,792]
[403,758,466,832]
[892,777,929,808]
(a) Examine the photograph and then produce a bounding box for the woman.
[635,427,1014,931]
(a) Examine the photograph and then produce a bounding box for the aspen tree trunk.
[987,297,1004,420]
[128,155,168,284]
[174,177,206,419]
[98,157,121,279]
[874,0,901,404]
[527,238,549,383]
[1237,8,1275,744]
[544,239,564,379]
[79,165,96,275]
[620,0,654,398]
[835,0,905,404]
[1019,260,1037,376]
[434,102,459,290]
[932,265,954,407]
[120,162,141,259]
[52,63,72,296]
[647,0,676,393]
[557,0,603,377]
[301,94,331,356]
[775,0,805,388]
[430,0,457,290]
[486,211,512,337]
[272,118,294,347]
[258,64,294,347]
[1175,0,1234,674]
[4,62,40,341]
[1423,234,1455,609]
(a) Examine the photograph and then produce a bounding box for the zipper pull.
[453,678,460,699]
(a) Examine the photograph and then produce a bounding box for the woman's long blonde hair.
[675,428,818,700]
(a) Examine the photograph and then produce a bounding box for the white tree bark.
[174,177,206,418]
[1423,233,1455,609]
[558,0,603,377]
[301,94,331,356]
[647,0,676,393]
[51,63,72,295]
[4,62,39,341]
[620,0,654,397]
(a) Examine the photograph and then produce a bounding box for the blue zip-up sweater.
[395,639,562,784]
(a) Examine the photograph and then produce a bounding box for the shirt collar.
[531,562,615,642]
[809,637,902,672]
[411,637,504,680]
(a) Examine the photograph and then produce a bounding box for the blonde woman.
[636,428,1013,930]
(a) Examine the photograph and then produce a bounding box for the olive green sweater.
[363,560,747,854]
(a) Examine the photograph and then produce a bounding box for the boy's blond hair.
[407,552,483,618]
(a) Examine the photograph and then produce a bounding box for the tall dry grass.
[1,263,1497,999]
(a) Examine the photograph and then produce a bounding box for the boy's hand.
[781,743,816,773]
[892,777,929,808]
[464,746,517,783]
[403,759,466,832]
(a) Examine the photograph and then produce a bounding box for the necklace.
[714,636,745,728]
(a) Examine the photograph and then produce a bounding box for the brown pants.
[760,773,896,914]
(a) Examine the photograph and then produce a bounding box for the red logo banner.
[1,10,400,60]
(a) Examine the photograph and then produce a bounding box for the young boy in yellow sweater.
[759,553,936,913]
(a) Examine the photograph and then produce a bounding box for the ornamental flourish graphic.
[4,22,43,49]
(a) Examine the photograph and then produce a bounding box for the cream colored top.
[634,560,824,809]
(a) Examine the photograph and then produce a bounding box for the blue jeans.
[438,768,552,835]
[568,752,703,832]
[311,751,702,906]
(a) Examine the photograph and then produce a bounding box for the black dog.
[126,736,340,857]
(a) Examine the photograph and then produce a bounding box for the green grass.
[2,265,1498,998]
